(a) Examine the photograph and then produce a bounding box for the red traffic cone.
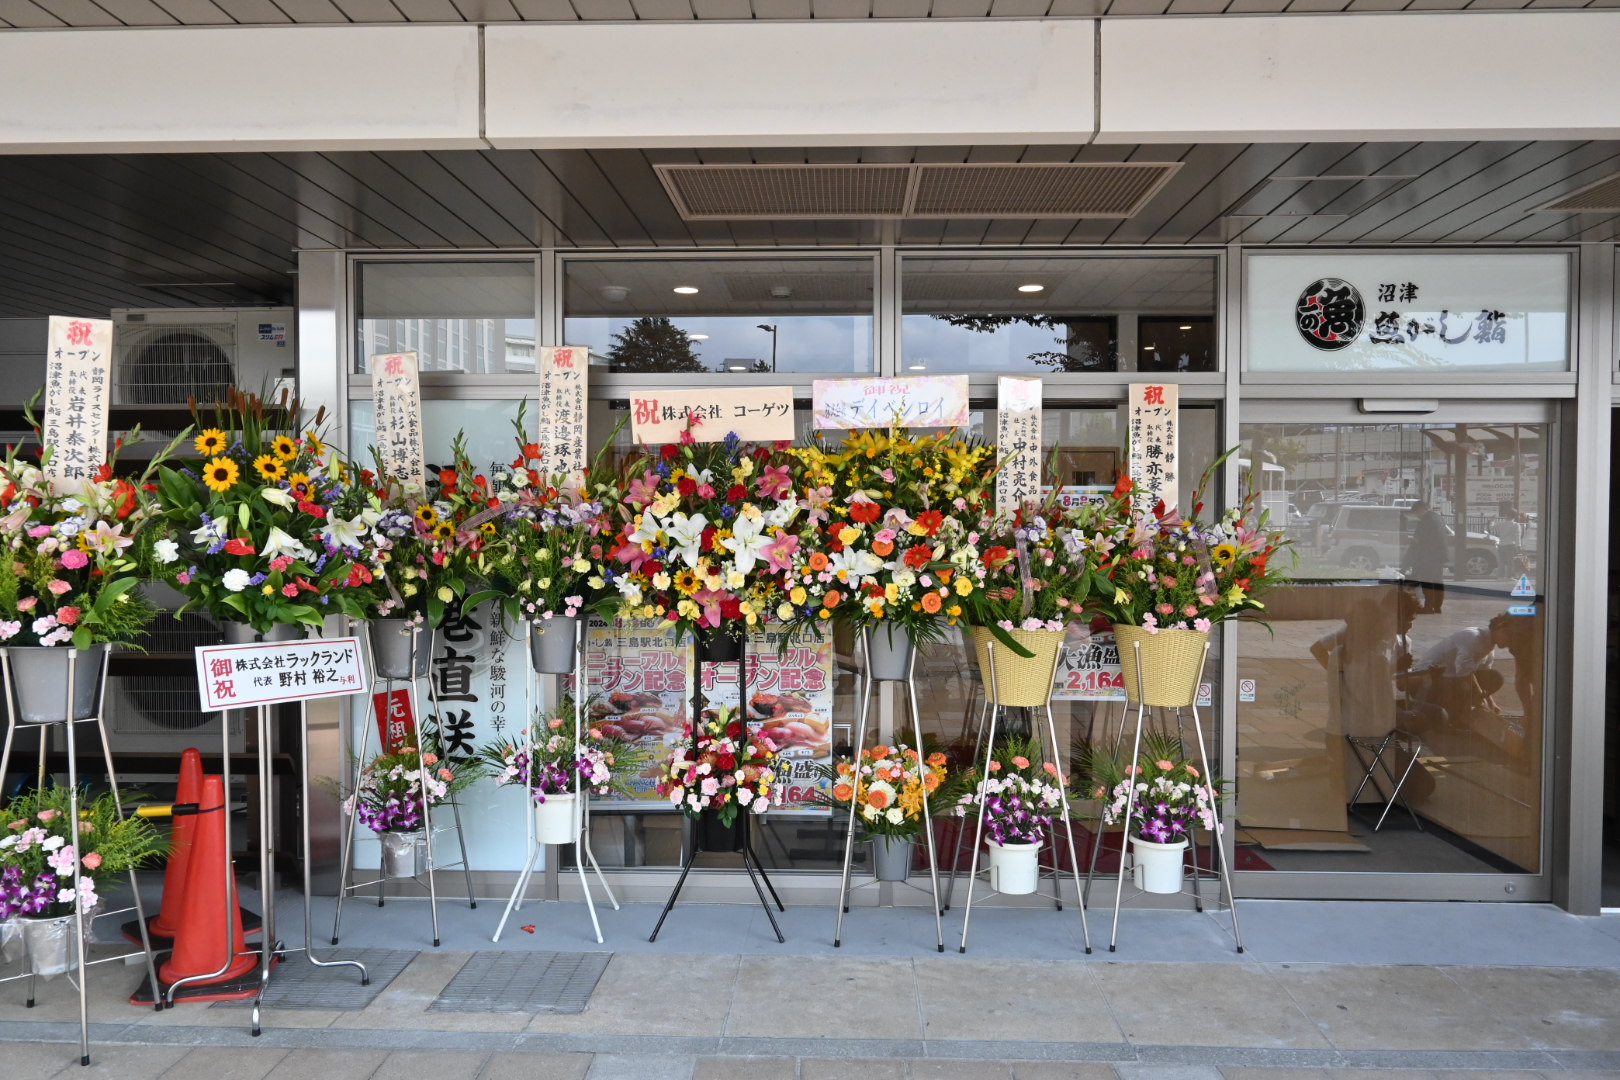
[153,775,259,1000]
[149,747,203,940]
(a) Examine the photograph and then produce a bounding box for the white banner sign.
[371,352,425,490]
[995,376,1043,513]
[195,636,369,712]
[43,316,113,493]
[1246,252,1570,373]
[812,375,970,430]
[537,346,589,482]
[629,386,795,444]
[1128,382,1179,515]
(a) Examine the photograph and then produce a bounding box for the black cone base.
[128,946,280,1007]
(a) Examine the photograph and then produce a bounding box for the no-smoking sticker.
[1239,678,1258,703]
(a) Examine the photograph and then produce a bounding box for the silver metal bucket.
[378,830,425,879]
[865,626,915,683]
[5,645,108,724]
[369,619,430,680]
[529,616,578,675]
[0,915,81,978]
[869,835,915,881]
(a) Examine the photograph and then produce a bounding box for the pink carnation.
[59,550,89,570]
[47,579,72,596]
[80,852,102,870]
[16,597,37,612]
[281,584,299,597]
[55,606,81,626]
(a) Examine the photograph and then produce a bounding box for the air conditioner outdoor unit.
[111,307,294,406]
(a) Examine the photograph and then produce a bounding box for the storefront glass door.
[1236,407,1551,897]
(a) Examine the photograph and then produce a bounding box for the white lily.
[719,514,769,574]
[263,526,314,562]
[829,547,885,581]
[260,486,296,509]
[319,513,371,550]
[191,516,227,546]
[664,512,710,569]
[625,511,663,549]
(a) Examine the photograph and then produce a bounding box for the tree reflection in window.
[607,316,710,373]
[930,314,1118,372]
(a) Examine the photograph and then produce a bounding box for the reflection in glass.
[1237,421,1545,875]
[562,258,875,375]
[901,257,1217,374]
[354,261,536,375]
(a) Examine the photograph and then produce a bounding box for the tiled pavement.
[4,898,1620,1079]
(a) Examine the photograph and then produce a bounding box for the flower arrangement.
[607,429,801,643]
[1086,735,1222,845]
[779,428,997,645]
[1090,453,1290,634]
[0,787,166,919]
[957,496,1115,655]
[813,743,956,839]
[153,391,376,634]
[341,742,474,835]
[353,432,505,628]
[475,696,649,805]
[953,736,1072,846]
[482,416,623,627]
[656,705,779,825]
[0,423,184,648]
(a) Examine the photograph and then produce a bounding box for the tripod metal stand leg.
[833,664,873,946]
[647,845,698,943]
[1186,685,1244,954]
[63,653,88,1064]
[1110,644,1149,953]
[411,626,442,948]
[958,646,1002,954]
[299,711,369,985]
[905,669,945,953]
[944,687,992,912]
[1041,700,1092,952]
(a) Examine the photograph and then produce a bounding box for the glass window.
[901,256,1218,374]
[562,258,875,375]
[1245,253,1571,374]
[354,261,536,375]
[1236,420,1547,876]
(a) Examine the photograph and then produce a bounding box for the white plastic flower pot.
[986,838,1042,895]
[534,792,582,845]
[1131,836,1190,894]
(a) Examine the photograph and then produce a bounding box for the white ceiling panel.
[32,0,122,23]
[150,0,237,19]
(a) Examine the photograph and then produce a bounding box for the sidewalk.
[4,898,1620,1079]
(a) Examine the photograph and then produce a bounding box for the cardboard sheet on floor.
[1240,827,1370,852]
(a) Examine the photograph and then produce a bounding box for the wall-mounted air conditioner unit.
[111,307,294,406]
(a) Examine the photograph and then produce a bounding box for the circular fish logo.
[1295,278,1365,351]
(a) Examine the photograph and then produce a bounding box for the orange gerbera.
[833,783,854,802]
[823,589,842,608]
[869,745,889,760]
[808,552,830,572]
[866,788,890,809]
[920,592,943,614]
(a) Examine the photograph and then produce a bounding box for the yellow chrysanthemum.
[194,428,228,456]
[254,455,287,482]
[203,456,240,493]
[271,435,299,461]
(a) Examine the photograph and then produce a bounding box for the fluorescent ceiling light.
[673,286,700,295]
[1017,284,1045,293]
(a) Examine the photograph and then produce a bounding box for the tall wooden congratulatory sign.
[1127,382,1179,515]
[995,376,1042,513]
[43,316,113,494]
[371,351,425,491]
[538,346,588,483]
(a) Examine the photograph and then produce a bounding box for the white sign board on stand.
[995,376,1043,513]
[195,637,370,712]
[629,386,795,445]
[370,351,425,490]
[812,376,969,430]
[1127,382,1179,515]
[537,346,589,482]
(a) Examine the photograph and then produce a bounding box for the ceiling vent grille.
[1535,171,1620,213]
[654,162,1181,220]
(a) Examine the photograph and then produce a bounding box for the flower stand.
[0,645,163,1067]
[953,627,1093,954]
[648,627,786,945]
[491,618,620,945]
[833,626,948,953]
[331,620,477,950]
[1085,628,1244,954]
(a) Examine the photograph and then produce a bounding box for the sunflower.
[1212,543,1238,567]
[414,504,439,527]
[303,431,325,458]
[673,569,699,595]
[432,522,455,542]
[270,435,299,461]
[203,457,240,493]
[194,428,227,456]
[480,522,497,536]
[287,472,313,500]
[254,455,287,482]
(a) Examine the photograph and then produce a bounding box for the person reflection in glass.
[1405,614,1515,730]
[1310,589,1418,739]
[1403,502,1448,615]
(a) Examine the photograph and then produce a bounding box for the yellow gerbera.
[270,435,299,461]
[194,428,227,456]
[254,455,287,482]
[415,504,439,527]
[203,457,240,493]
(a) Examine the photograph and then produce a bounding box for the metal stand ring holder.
[332,621,476,950]
[493,618,619,944]
[833,627,946,952]
[649,628,786,944]
[0,646,163,1066]
[956,633,1093,954]
[1080,637,1244,954]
